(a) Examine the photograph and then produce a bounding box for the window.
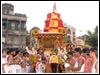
[24,25,26,30]
[7,21,11,30]
[68,36,70,39]
[2,23,6,29]
[6,9,9,14]
[12,23,15,30]
[73,32,75,35]
[73,32,75,37]
[68,29,71,34]
[73,38,75,41]
[15,23,19,30]
[21,24,24,30]
[21,21,26,31]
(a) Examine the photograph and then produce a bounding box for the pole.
[30,30,32,48]
[6,19,8,49]
[19,19,21,48]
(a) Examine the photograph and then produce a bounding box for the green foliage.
[64,37,71,43]
[85,26,98,47]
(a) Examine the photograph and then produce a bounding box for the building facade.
[76,36,91,49]
[64,23,76,49]
[76,37,85,49]
[2,3,27,49]
[26,31,30,47]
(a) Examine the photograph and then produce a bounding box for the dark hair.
[23,52,29,56]
[16,50,20,54]
[74,47,82,54]
[42,57,46,61]
[2,49,6,53]
[6,48,15,53]
[90,47,98,57]
[82,48,90,56]
[14,50,20,56]
[7,50,12,54]
[67,51,73,56]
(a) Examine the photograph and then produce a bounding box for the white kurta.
[7,65,16,73]
[74,60,85,73]
[35,62,44,73]
[14,64,21,73]
[2,57,8,73]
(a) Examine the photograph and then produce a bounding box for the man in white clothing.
[2,50,8,73]
[35,55,43,73]
[13,58,21,73]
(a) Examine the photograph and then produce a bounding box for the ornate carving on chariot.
[32,29,39,35]
[60,28,66,34]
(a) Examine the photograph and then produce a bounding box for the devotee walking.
[89,47,98,73]
[45,56,52,73]
[49,52,58,73]
[2,49,8,73]
[35,54,43,73]
[65,51,75,73]
[66,47,85,73]
[82,48,91,73]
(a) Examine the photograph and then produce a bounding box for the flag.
[53,2,56,12]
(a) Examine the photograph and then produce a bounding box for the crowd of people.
[2,46,98,74]
[1,37,98,74]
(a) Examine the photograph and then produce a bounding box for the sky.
[1,1,99,37]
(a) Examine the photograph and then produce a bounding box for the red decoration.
[43,3,65,33]
[47,13,51,18]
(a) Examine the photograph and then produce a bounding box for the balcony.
[7,30,27,35]
[2,14,27,21]
[2,29,7,35]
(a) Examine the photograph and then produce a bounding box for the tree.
[85,26,98,47]
[64,37,71,43]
